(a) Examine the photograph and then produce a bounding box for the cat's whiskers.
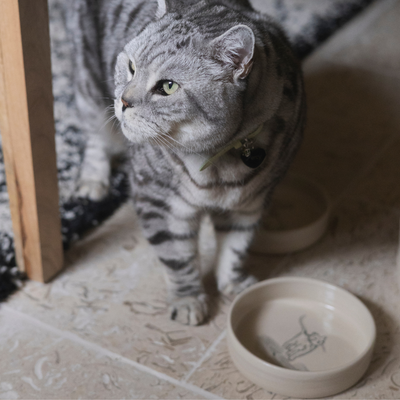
[158,133,195,158]
[100,105,119,131]
[104,104,115,114]
[159,132,207,162]
[155,134,179,155]
[101,114,118,131]
[150,136,176,157]
[110,117,121,134]
[158,132,178,149]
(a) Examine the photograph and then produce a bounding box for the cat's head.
[114,0,255,153]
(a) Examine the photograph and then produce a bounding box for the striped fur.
[72,0,305,325]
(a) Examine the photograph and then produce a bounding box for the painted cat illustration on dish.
[260,315,327,370]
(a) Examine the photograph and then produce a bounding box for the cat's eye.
[155,80,179,96]
[163,81,178,95]
[129,60,135,76]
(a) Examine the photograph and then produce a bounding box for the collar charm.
[200,124,265,171]
[240,138,266,169]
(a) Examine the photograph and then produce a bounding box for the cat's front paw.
[219,274,258,297]
[169,294,209,326]
[76,179,109,201]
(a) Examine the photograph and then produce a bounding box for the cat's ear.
[156,0,168,18]
[211,25,255,80]
[156,0,197,18]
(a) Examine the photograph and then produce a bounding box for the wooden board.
[0,0,63,282]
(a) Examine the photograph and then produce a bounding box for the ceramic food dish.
[227,277,376,398]
[251,174,331,254]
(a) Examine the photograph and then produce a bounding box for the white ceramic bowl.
[227,277,376,398]
[251,174,331,254]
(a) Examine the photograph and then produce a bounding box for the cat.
[71,0,306,325]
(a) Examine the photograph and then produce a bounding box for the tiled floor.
[2,0,400,398]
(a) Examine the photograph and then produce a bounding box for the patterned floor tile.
[5,203,228,381]
[0,307,205,399]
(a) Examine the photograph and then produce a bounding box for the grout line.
[332,133,398,207]
[182,329,227,383]
[0,305,225,400]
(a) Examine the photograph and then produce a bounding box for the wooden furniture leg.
[0,0,63,282]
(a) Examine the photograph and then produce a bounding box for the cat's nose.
[121,97,133,111]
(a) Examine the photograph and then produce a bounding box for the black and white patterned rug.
[0,0,375,300]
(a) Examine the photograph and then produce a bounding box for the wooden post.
[0,0,63,282]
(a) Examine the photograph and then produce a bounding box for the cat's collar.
[200,123,264,171]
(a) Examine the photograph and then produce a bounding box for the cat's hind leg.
[73,65,126,200]
[71,1,125,201]
[76,123,125,201]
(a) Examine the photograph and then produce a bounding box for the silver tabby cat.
[72,0,305,325]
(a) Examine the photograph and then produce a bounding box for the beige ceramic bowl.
[251,174,331,254]
[227,277,376,398]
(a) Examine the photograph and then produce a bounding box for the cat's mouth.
[120,116,168,146]
[120,120,148,144]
